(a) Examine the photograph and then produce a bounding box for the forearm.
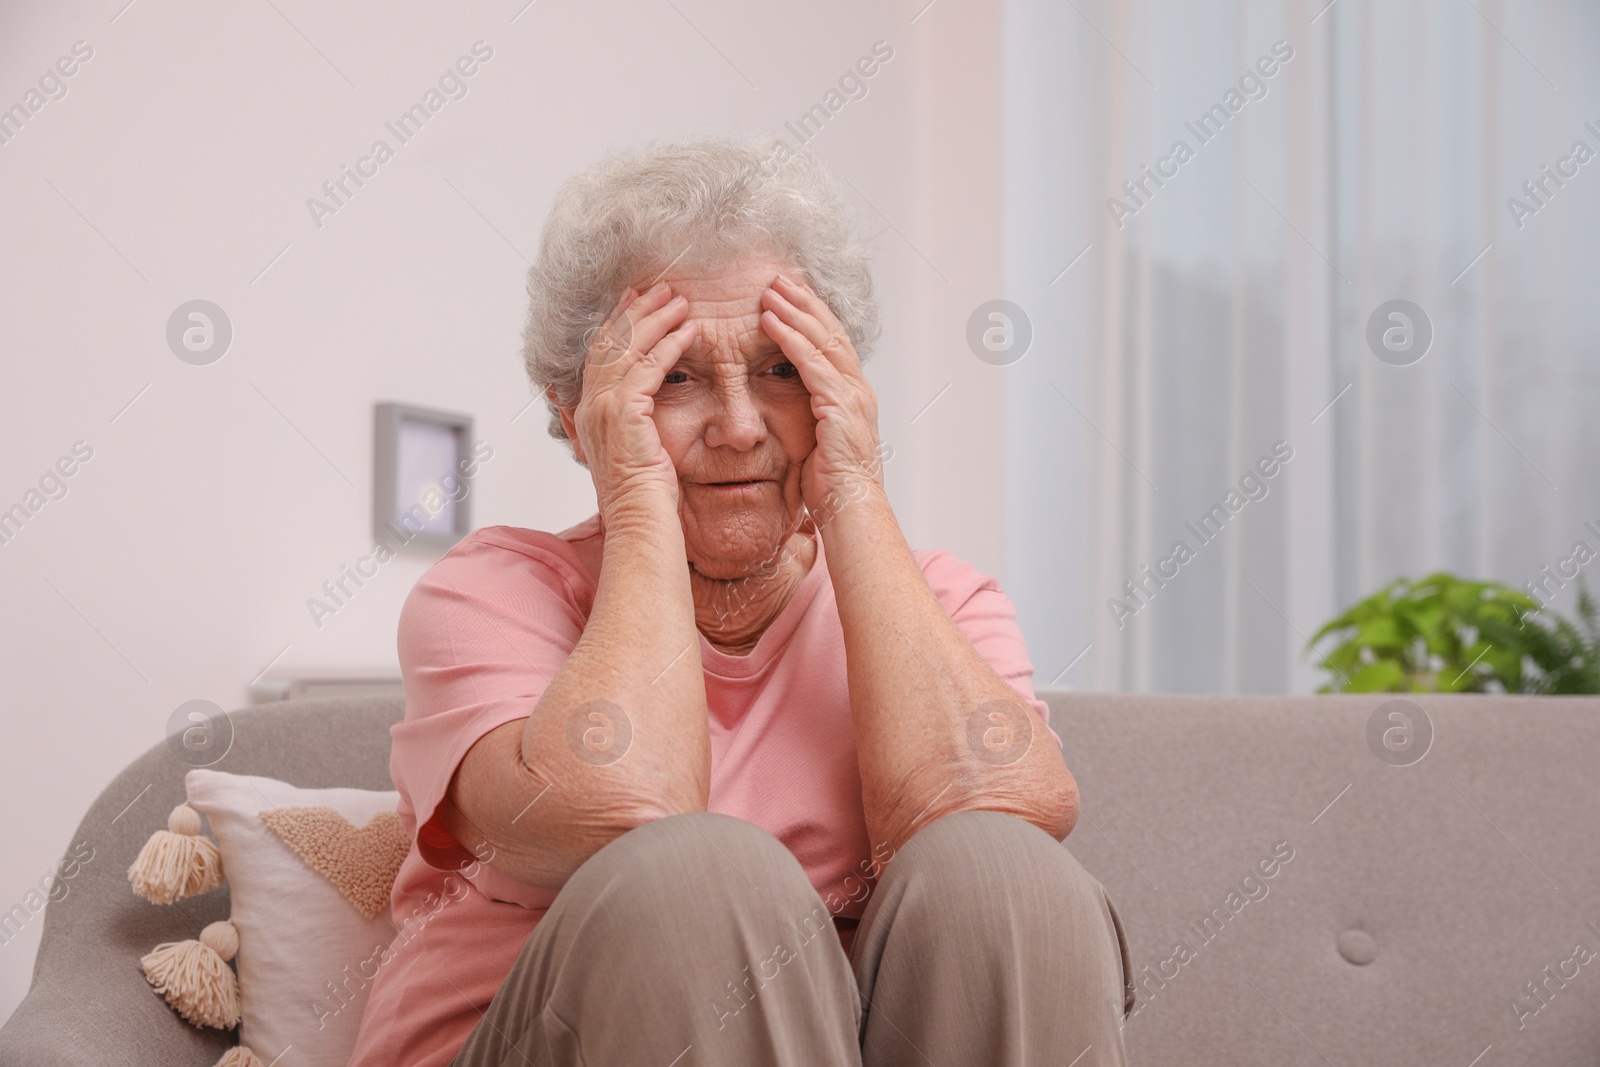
[520,490,710,820]
[438,496,710,891]
[821,486,1078,850]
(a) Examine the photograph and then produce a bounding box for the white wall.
[0,0,1007,1023]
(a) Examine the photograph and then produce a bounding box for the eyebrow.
[677,337,786,361]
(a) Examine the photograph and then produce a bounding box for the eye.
[662,370,690,385]
[768,361,799,379]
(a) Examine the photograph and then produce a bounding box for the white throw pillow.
[184,769,406,1067]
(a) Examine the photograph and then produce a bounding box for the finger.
[760,308,839,401]
[588,284,678,374]
[624,317,699,397]
[773,273,852,346]
[586,287,641,364]
[761,282,861,374]
[620,292,692,374]
[771,272,834,320]
[602,286,639,331]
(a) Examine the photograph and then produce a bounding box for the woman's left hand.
[759,272,884,517]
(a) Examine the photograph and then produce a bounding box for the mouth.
[694,478,773,492]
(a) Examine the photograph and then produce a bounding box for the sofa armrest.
[0,759,235,1067]
[1,970,228,1067]
[0,695,405,1066]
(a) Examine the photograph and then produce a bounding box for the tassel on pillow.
[128,803,223,904]
[215,1045,264,1066]
[140,919,242,1029]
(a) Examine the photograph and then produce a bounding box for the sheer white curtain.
[1002,0,1600,694]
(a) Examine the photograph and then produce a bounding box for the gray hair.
[520,134,882,449]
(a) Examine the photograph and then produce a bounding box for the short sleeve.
[916,549,1064,750]
[389,530,588,874]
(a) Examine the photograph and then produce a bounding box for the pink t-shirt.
[346,515,1059,1067]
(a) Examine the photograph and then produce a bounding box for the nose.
[703,380,766,453]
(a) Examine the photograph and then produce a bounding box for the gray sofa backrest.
[2,691,1596,1066]
[1049,691,1600,1066]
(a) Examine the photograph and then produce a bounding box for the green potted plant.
[1306,572,1599,694]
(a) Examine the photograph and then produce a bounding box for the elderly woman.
[348,137,1133,1067]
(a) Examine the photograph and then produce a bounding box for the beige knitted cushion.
[258,807,409,920]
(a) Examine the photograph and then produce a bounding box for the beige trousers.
[449,810,1135,1066]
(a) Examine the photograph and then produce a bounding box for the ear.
[550,387,587,465]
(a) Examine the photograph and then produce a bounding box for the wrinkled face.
[634,256,817,580]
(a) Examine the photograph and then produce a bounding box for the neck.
[689,532,817,655]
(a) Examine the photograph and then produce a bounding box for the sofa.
[3,691,1597,1065]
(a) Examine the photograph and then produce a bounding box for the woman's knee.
[862,810,1131,1015]
[878,809,1104,917]
[560,812,821,933]
[481,815,857,1061]
[536,813,846,1022]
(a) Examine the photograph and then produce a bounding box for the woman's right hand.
[571,281,699,520]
